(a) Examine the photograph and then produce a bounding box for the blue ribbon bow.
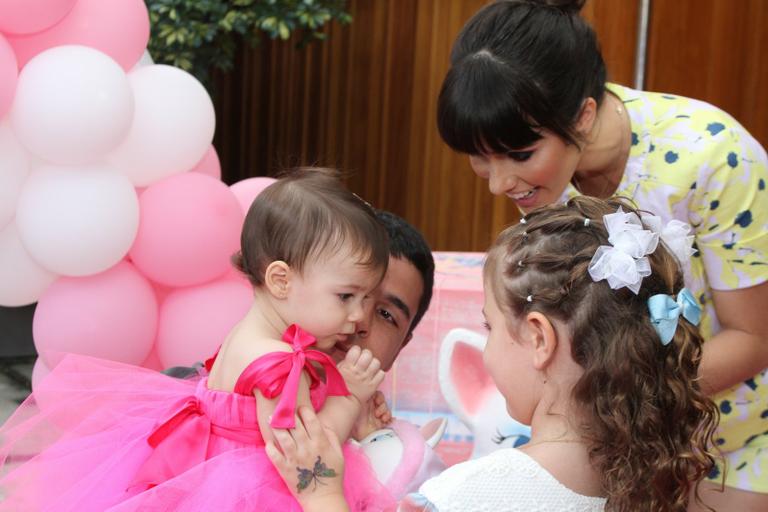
[647,288,702,345]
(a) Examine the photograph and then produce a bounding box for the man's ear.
[523,312,558,371]
[264,261,291,299]
[575,97,598,138]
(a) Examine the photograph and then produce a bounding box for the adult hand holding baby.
[267,406,350,512]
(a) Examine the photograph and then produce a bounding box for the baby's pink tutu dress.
[0,325,394,511]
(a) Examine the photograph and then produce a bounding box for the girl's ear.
[575,97,598,137]
[264,261,291,299]
[523,312,559,371]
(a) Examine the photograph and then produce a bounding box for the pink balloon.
[0,34,17,118]
[151,280,174,304]
[189,145,221,180]
[7,0,149,71]
[33,261,158,369]
[156,277,252,368]
[129,172,244,287]
[31,357,51,392]
[0,0,77,35]
[230,177,277,214]
[224,265,249,284]
[140,347,164,372]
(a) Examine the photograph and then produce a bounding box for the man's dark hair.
[375,210,434,334]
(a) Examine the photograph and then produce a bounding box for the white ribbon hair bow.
[641,215,697,268]
[588,207,697,294]
[588,207,659,294]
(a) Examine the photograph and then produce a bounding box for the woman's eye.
[338,293,353,302]
[507,150,533,162]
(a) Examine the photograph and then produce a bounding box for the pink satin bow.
[129,397,212,491]
[252,324,349,429]
[129,324,348,490]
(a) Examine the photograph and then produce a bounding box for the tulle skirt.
[0,355,395,511]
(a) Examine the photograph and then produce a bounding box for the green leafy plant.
[145,0,351,86]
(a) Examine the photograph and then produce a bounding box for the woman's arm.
[266,406,350,512]
[699,282,768,394]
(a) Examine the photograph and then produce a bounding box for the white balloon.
[15,166,139,276]
[107,64,215,187]
[0,120,30,230]
[0,222,57,306]
[10,45,134,165]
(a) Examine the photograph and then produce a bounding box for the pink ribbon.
[130,324,349,490]
[250,324,349,429]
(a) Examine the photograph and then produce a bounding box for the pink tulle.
[0,347,394,511]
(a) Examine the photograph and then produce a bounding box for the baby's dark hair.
[438,0,606,154]
[484,196,718,511]
[233,168,389,286]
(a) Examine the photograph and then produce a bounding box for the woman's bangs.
[438,61,543,155]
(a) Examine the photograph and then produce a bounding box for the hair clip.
[587,207,658,294]
[352,192,374,211]
[648,288,702,345]
[583,218,591,227]
[526,295,533,303]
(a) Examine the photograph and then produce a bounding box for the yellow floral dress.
[560,83,768,492]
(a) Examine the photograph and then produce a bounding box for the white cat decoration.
[357,417,447,499]
[438,328,531,458]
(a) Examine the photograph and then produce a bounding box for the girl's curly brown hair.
[484,196,719,511]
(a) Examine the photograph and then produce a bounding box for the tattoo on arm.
[296,456,338,493]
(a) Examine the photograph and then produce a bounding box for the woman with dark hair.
[436,1,768,509]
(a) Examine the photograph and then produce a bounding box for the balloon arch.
[0,0,276,386]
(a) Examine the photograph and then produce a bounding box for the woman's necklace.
[523,437,584,450]
[572,94,630,198]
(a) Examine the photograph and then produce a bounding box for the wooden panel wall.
[212,0,765,252]
[644,0,768,147]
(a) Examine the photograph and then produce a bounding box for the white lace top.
[405,448,606,512]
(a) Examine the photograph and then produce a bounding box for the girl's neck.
[522,399,604,498]
[523,365,590,453]
[241,291,290,340]
[525,397,584,447]
[573,91,631,198]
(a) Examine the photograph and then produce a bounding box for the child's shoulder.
[224,335,293,363]
[208,335,294,389]
[418,448,606,510]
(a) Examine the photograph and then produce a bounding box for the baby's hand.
[351,391,392,441]
[371,390,393,426]
[337,345,385,404]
